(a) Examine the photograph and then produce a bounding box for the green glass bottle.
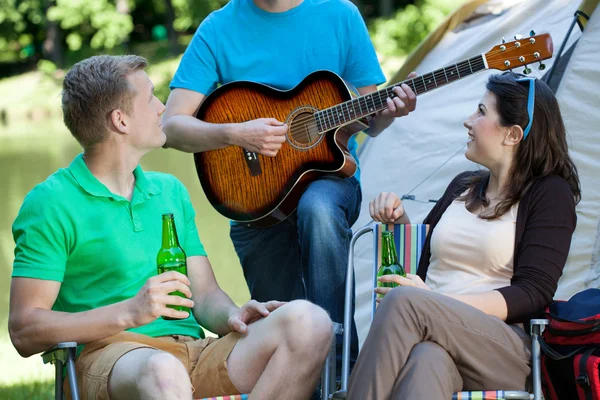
[377,230,406,297]
[157,213,189,319]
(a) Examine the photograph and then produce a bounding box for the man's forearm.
[163,114,236,153]
[192,288,238,336]
[9,300,137,358]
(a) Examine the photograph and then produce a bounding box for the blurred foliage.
[0,0,45,62]
[48,0,133,51]
[0,0,466,76]
[171,0,228,32]
[0,0,227,69]
[369,0,465,59]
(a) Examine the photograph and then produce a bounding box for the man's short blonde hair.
[61,55,148,148]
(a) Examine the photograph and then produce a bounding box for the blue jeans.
[230,175,361,378]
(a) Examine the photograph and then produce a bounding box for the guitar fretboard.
[314,54,486,132]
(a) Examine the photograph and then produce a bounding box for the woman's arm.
[369,192,410,224]
[445,291,507,320]
[376,274,508,319]
[495,176,577,324]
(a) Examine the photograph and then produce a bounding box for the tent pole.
[545,10,589,84]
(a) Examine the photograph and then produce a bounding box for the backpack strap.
[539,336,588,360]
[575,348,596,400]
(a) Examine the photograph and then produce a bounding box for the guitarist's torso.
[173,0,385,107]
[171,0,386,227]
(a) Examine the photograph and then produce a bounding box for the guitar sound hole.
[287,108,323,149]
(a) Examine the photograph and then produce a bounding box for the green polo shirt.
[12,154,207,339]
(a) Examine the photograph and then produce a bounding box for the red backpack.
[540,288,600,400]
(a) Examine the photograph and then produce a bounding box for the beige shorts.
[65,330,241,400]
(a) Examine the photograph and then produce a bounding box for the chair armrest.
[530,319,549,335]
[42,342,78,365]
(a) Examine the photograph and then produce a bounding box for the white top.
[426,194,518,295]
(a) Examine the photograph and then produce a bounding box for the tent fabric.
[553,6,600,296]
[352,0,593,346]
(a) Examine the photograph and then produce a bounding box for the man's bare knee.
[277,300,333,352]
[138,351,190,398]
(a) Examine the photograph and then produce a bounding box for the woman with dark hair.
[347,72,581,399]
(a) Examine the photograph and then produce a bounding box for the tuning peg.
[530,30,536,36]
[523,66,532,74]
[501,37,506,44]
[514,34,523,40]
[538,61,546,71]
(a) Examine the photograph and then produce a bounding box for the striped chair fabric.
[197,395,249,400]
[372,223,531,400]
[452,390,531,399]
[374,223,429,275]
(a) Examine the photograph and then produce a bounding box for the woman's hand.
[369,192,408,223]
[375,273,430,303]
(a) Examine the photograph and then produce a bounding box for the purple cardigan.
[417,171,577,324]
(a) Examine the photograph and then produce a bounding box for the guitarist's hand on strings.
[232,118,288,157]
[377,71,418,120]
[364,72,417,137]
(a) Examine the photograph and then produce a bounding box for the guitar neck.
[315,54,487,132]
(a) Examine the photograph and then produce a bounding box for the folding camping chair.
[329,223,548,400]
[41,342,250,400]
[42,332,338,399]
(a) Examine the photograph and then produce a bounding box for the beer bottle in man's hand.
[157,213,189,319]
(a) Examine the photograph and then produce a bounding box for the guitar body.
[194,70,367,228]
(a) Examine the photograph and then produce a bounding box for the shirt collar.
[69,154,161,200]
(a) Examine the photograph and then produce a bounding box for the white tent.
[353,0,600,344]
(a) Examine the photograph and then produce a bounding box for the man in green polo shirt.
[8,55,333,400]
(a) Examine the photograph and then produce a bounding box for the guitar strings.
[287,52,541,141]
[289,61,481,138]
[289,60,486,137]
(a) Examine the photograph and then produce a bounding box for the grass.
[0,335,54,399]
[0,381,53,400]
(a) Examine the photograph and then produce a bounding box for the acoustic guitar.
[194,33,553,228]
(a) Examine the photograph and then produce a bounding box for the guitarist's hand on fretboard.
[378,71,417,119]
[231,118,288,157]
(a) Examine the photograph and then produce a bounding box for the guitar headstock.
[485,31,553,73]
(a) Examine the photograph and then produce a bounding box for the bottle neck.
[161,216,180,248]
[382,233,399,265]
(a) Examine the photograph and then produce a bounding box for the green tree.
[171,0,227,32]
[43,0,64,67]
[47,0,133,51]
[0,0,45,61]
[368,0,463,58]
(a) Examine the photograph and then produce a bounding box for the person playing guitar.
[162,0,417,382]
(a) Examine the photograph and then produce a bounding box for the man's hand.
[227,300,286,334]
[126,271,195,326]
[376,71,418,120]
[230,118,288,157]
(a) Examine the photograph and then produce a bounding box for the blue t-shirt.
[170,0,386,181]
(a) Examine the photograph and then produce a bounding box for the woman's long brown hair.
[460,72,581,219]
